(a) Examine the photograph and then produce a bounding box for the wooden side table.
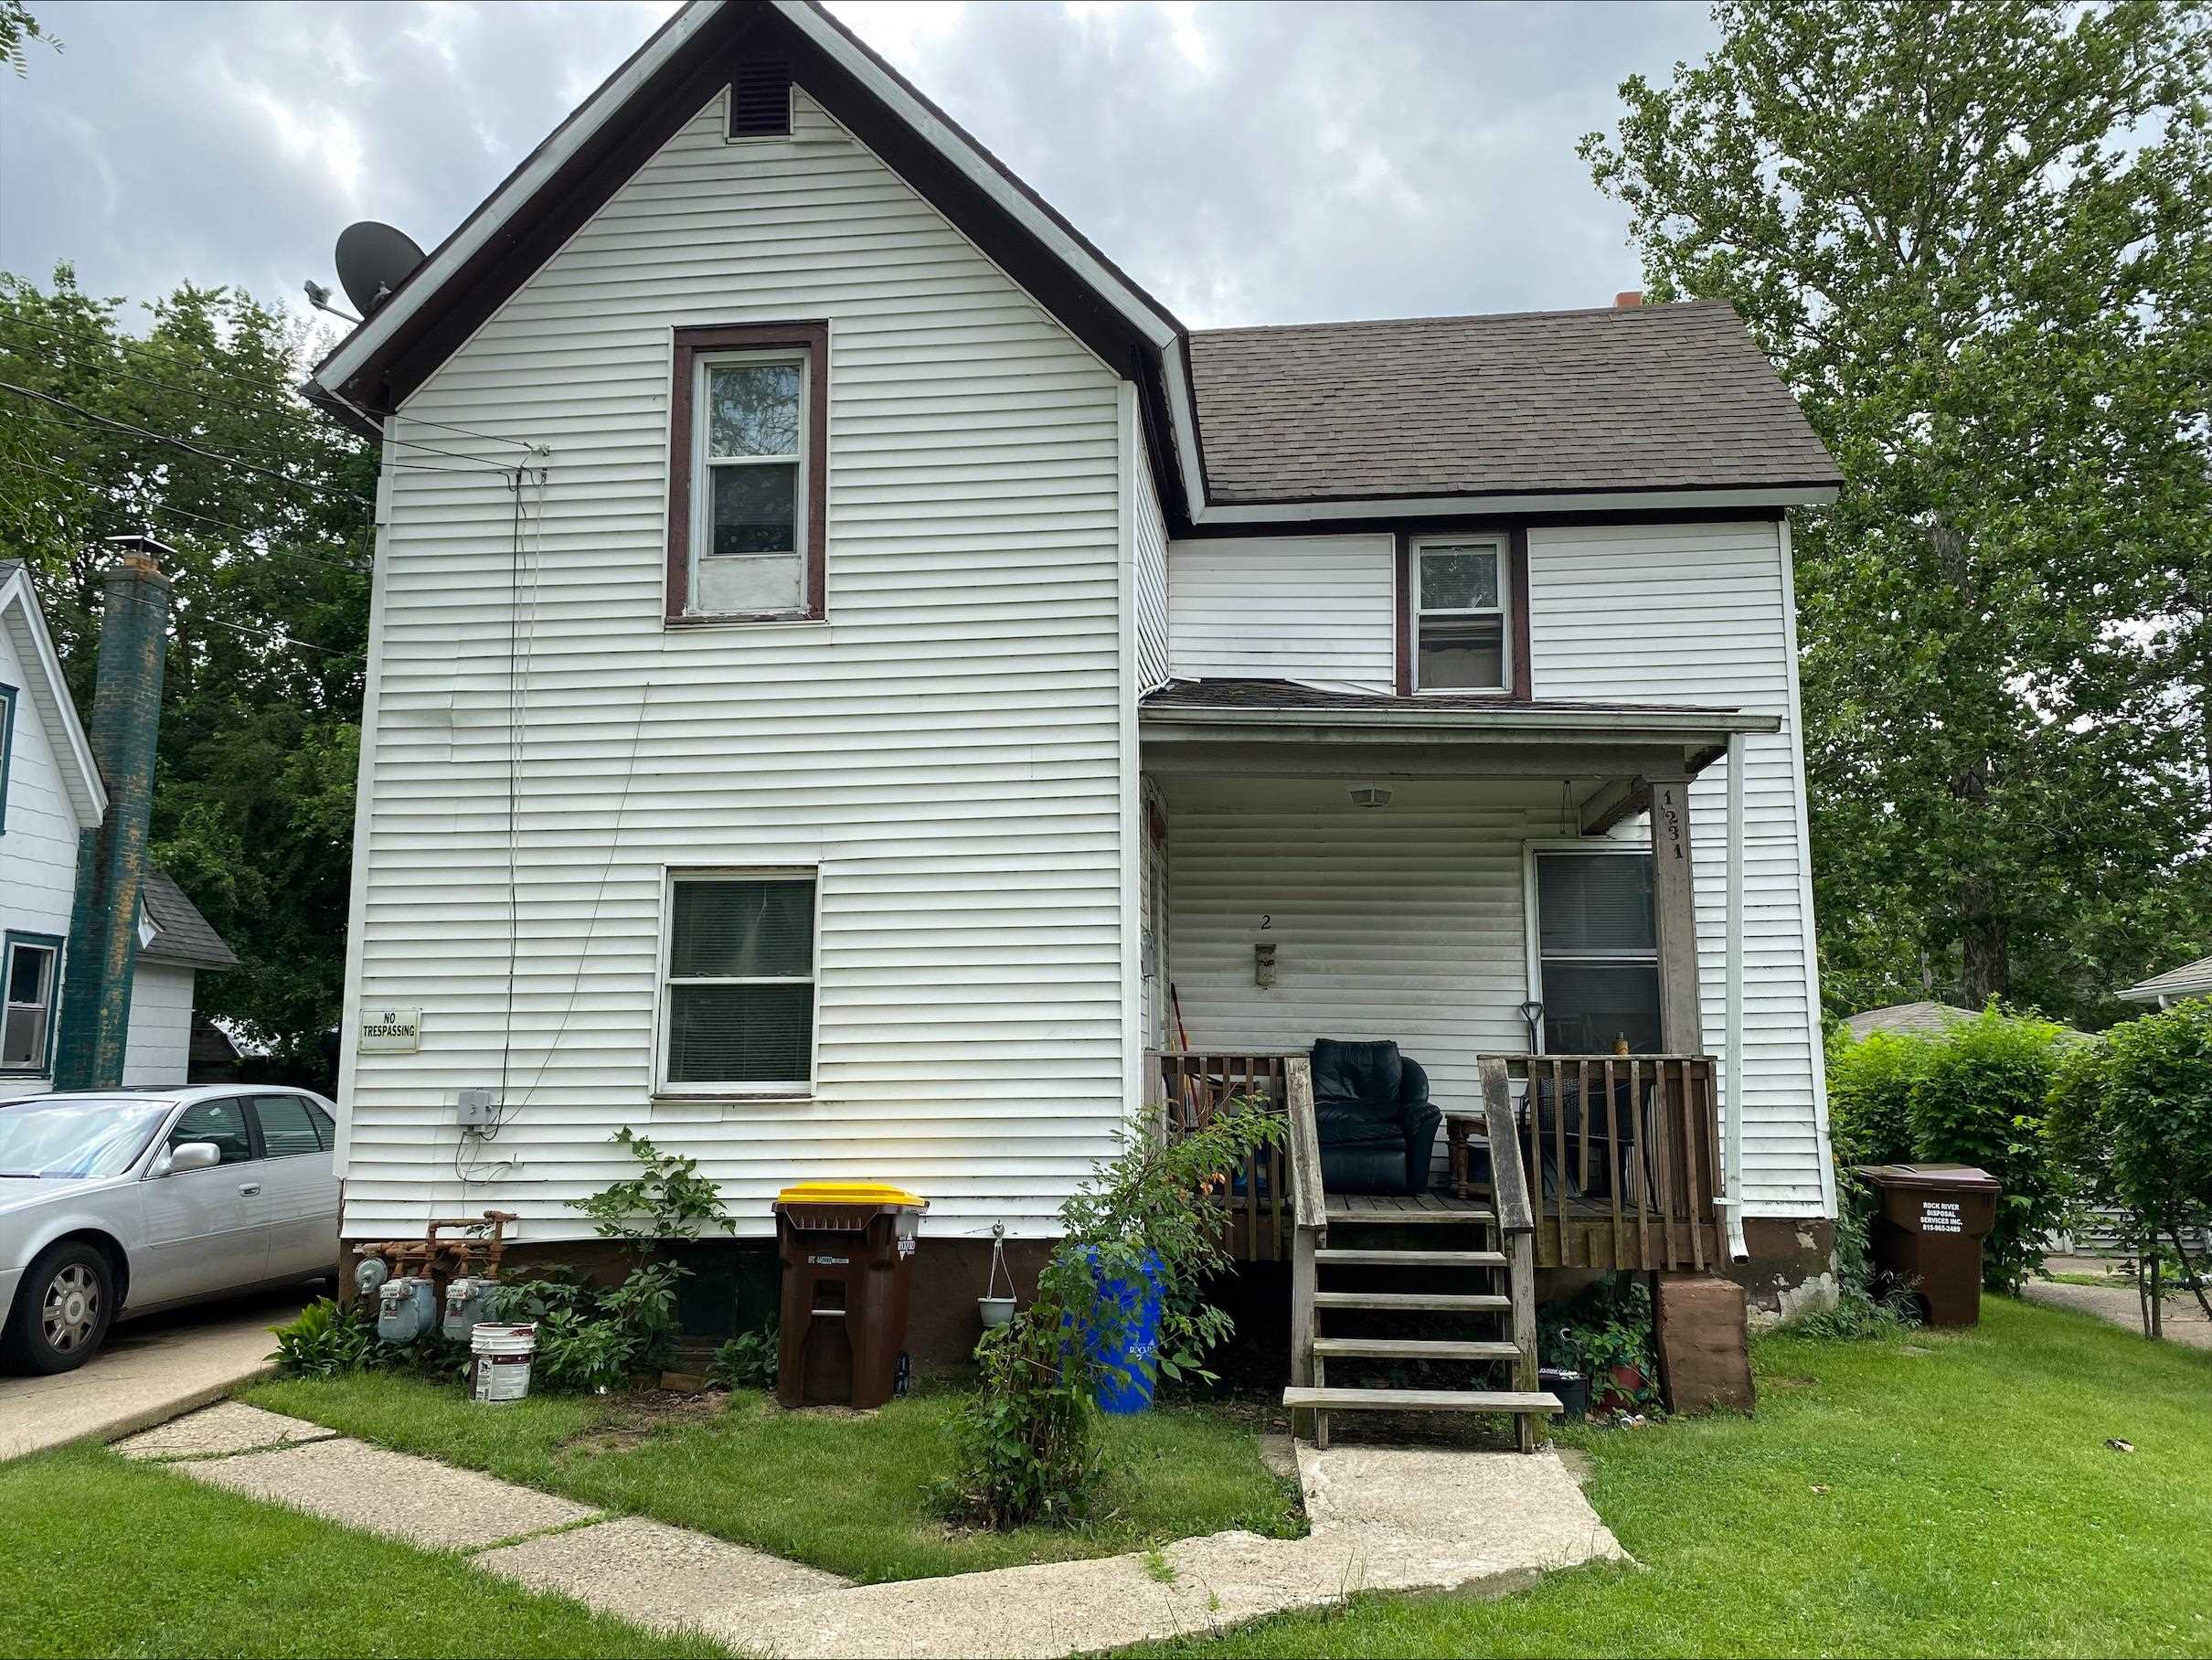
[1445,1112,1488,1200]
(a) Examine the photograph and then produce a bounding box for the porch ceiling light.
[1347,784,1394,809]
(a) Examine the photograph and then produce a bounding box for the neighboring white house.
[0,559,236,1091]
[307,0,1844,1311]
[2119,954,2212,1010]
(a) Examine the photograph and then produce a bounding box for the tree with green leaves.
[1583,0,2212,1028]
[0,265,375,1080]
[1,1,55,76]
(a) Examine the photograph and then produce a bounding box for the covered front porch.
[1139,681,1773,1442]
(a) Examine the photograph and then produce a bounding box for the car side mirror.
[160,1141,222,1176]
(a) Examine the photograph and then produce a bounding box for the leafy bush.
[1827,1008,2073,1293]
[709,1321,779,1390]
[567,1127,731,1253]
[1537,1276,1658,1405]
[494,1261,686,1392]
[270,1296,375,1378]
[942,1098,1284,1530]
[2049,999,2212,1328]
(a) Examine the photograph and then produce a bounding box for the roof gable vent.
[729,59,793,139]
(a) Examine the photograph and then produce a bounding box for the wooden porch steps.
[1313,1336,1521,1361]
[1311,1290,1512,1312]
[1328,1204,1496,1226]
[1313,1247,1506,1268]
[1285,1387,1563,1416]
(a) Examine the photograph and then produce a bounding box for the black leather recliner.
[1311,1038,1441,1195]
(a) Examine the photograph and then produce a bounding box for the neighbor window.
[661,873,816,1091]
[1,933,59,1074]
[666,323,828,623]
[1532,851,1660,1054]
[1413,538,1508,691]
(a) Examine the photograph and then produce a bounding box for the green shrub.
[709,1321,778,1390]
[942,1098,1284,1530]
[567,1126,731,1252]
[495,1261,686,1392]
[1538,1276,1658,1402]
[270,1296,375,1378]
[1906,1008,2072,1293]
[1826,1029,1933,1166]
[2050,999,2212,1325]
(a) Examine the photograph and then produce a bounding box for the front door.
[135,1097,263,1306]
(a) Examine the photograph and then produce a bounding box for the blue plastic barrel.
[1082,1248,1164,1414]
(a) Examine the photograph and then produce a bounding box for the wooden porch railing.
[1478,1057,1542,1452]
[1152,1049,1304,1262]
[1484,1053,1725,1272]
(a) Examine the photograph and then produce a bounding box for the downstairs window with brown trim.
[666,321,828,624]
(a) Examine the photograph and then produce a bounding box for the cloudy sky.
[0,0,1719,335]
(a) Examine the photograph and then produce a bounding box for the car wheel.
[2,1240,116,1375]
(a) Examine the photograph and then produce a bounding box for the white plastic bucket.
[471,1322,536,1404]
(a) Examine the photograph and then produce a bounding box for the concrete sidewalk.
[0,1287,303,1461]
[121,1402,1626,1657]
[2024,1277,2211,1351]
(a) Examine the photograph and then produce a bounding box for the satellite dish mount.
[335,221,427,318]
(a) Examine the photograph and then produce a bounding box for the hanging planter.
[980,1222,1017,1329]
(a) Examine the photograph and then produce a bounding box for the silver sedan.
[0,1085,342,1373]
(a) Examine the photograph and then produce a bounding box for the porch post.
[1644,772,1703,1053]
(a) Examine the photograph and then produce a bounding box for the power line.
[1,312,538,451]
[4,454,370,574]
[192,613,360,658]
[0,380,378,508]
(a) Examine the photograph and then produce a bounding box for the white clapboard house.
[309,0,1845,1409]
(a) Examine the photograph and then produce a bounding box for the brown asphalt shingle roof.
[140,868,239,972]
[1187,299,1841,505]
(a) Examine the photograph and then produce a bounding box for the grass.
[0,1442,730,1659]
[1131,1297,2212,1658]
[242,1376,1303,1584]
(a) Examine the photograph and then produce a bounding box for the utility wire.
[0,380,378,507]
[5,454,371,573]
[192,613,360,657]
[1,313,537,451]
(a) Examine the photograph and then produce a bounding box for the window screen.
[1536,852,1662,1054]
[253,1095,323,1159]
[1415,542,1507,691]
[665,876,816,1088]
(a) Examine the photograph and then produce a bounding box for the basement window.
[666,324,828,624]
[1,933,61,1075]
[1412,538,1509,692]
[1530,850,1660,1055]
[660,873,817,1093]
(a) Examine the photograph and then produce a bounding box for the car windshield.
[0,1097,174,1179]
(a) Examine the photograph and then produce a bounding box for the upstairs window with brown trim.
[666,322,828,624]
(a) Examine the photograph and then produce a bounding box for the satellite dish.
[335,221,426,317]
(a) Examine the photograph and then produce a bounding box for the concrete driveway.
[0,1285,309,1462]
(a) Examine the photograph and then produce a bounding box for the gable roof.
[1189,303,1842,507]
[303,0,1839,533]
[138,868,239,973]
[0,559,106,831]
[1842,1001,1976,1041]
[2120,953,2212,1004]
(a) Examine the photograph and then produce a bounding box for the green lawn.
[243,1376,1303,1584]
[1131,1296,2212,1658]
[0,1442,729,1659]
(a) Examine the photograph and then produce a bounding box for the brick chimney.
[52,537,175,1091]
[1615,291,1644,308]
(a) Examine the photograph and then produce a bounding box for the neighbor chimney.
[1615,291,1644,308]
[51,537,175,1091]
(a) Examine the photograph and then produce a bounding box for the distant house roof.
[1843,1001,1977,1040]
[2120,953,2212,1005]
[139,869,239,972]
[1187,302,1842,507]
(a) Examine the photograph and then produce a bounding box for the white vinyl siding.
[1160,776,1568,1130]
[342,87,1128,1240]
[122,962,197,1086]
[1133,439,1170,692]
[1166,535,1395,691]
[1527,519,1830,1217]
[0,612,82,1091]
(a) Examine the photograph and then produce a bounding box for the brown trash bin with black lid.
[1853,1165,2001,1327]
[773,1182,928,1409]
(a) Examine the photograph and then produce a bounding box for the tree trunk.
[1959,897,2008,1006]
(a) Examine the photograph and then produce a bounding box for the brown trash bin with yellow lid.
[1853,1164,2001,1327]
[773,1182,928,1409]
